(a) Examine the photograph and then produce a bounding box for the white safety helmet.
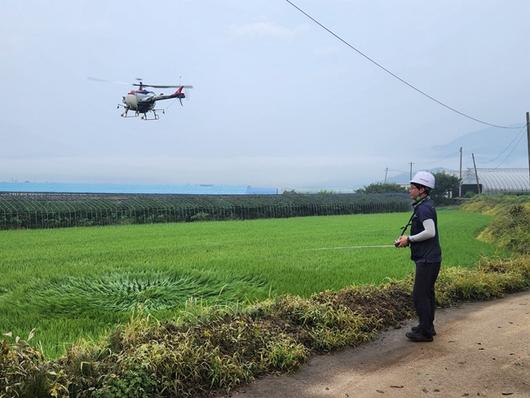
[410,171,435,189]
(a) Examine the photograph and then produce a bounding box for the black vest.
[410,198,442,263]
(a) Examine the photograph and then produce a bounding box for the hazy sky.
[2,0,529,189]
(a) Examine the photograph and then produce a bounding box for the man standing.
[395,171,442,342]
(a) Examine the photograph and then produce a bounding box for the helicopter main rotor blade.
[88,77,130,85]
[133,83,193,89]
[90,77,193,89]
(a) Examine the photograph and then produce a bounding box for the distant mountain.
[431,125,526,163]
[385,124,527,185]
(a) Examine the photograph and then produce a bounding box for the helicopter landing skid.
[117,105,139,118]
[140,109,165,121]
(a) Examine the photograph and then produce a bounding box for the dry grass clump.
[477,256,530,281]
[69,315,271,397]
[314,281,414,330]
[435,259,529,306]
[261,334,309,371]
[252,295,376,352]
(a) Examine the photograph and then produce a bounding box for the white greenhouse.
[461,168,530,194]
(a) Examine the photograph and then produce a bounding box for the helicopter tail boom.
[151,86,191,105]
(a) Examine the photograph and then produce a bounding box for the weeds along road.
[224,290,530,398]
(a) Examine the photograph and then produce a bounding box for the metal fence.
[0,192,410,230]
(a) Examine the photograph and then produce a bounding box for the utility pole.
[526,112,530,190]
[384,167,388,184]
[409,162,414,180]
[472,153,480,194]
[459,146,463,197]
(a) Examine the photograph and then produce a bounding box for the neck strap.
[399,196,429,236]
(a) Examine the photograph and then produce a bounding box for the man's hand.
[394,235,409,248]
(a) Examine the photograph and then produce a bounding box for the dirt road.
[227,290,530,398]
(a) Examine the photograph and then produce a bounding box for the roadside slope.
[227,291,530,398]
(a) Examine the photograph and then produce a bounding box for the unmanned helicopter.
[89,77,193,120]
[118,79,193,120]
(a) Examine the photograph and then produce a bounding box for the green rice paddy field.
[0,209,503,357]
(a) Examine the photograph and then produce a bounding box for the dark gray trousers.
[413,261,441,335]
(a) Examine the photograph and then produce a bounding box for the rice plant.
[30,271,268,314]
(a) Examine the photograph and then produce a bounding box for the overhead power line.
[491,130,527,170]
[284,0,522,130]
[480,127,527,164]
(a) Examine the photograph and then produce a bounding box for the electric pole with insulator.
[459,146,463,197]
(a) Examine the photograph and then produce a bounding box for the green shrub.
[357,183,406,194]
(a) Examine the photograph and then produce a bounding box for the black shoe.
[406,331,433,342]
[412,325,436,336]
